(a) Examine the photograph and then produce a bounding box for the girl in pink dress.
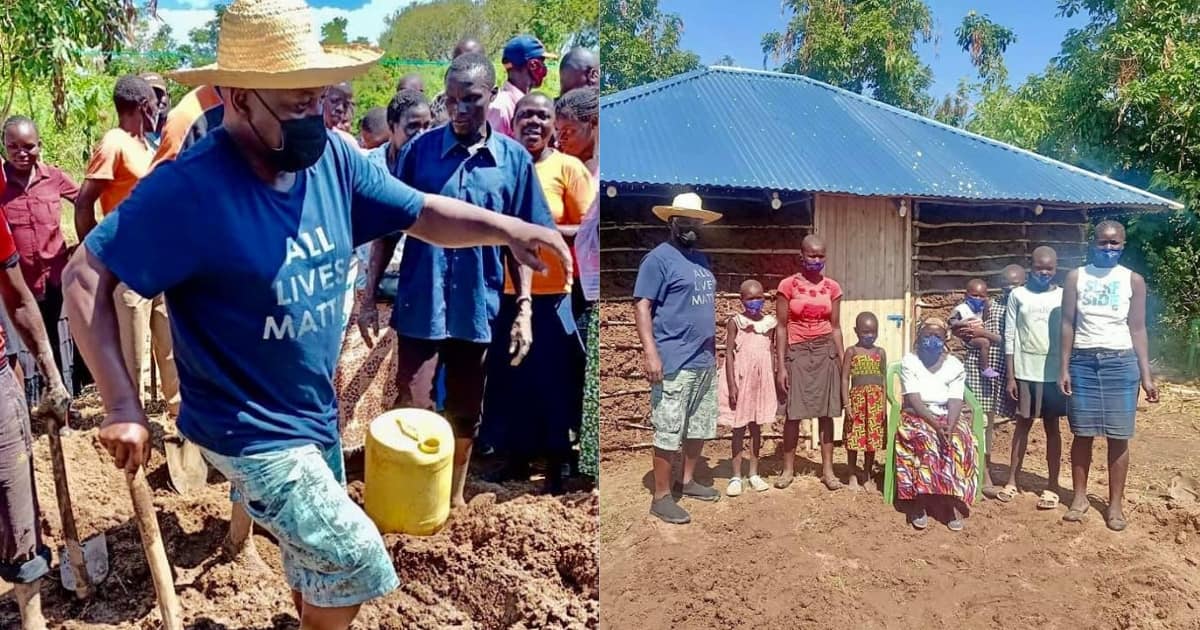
[718,280,779,496]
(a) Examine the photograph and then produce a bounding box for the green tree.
[321,17,350,46]
[955,11,1016,87]
[379,0,478,61]
[599,0,700,95]
[0,0,150,125]
[531,0,599,52]
[178,4,227,68]
[932,77,971,127]
[713,54,737,66]
[760,0,935,113]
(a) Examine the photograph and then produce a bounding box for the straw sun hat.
[169,0,382,89]
[652,193,723,224]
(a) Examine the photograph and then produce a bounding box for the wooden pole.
[126,469,183,630]
[44,410,91,599]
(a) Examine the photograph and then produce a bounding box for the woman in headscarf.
[896,317,979,531]
[1059,220,1158,531]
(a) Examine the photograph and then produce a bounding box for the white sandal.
[727,477,743,497]
[748,475,770,492]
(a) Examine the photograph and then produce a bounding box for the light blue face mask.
[1093,247,1124,268]
[744,298,764,314]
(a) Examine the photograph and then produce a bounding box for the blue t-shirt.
[633,242,717,375]
[85,128,426,457]
[389,124,556,343]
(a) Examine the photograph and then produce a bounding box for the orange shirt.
[506,150,593,295]
[85,128,153,215]
[777,274,843,344]
[149,85,224,171]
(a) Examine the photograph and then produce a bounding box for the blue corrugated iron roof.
[600,67,1182,210]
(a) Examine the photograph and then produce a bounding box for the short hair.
[360,107,388,135]
[113,75,154,114]
[2,115,36,137]
[561,47,598,71]
[387,89,430,127]
[966,277,988,291]
[446,52,496,87]
[1031,246,1058,260]
[855,312,878,328]
[396,73,424,92]
[516,92,554,112]
[453,37,484,59]
[1095,219,1126,237]
[556,86,598,124]
[739,279,763,294]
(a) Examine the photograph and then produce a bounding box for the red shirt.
[0,162,79,299]
[0,206,19,358]
[778,273,843,344]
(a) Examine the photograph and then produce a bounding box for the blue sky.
[153,0,408,44]
[658,0,1087,99]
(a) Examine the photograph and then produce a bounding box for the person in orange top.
[73,74,162,422]
[483,92,589,493]
[74,75,158,241]
[149,84,224,169]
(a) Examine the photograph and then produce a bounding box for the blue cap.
[502,35,552,66]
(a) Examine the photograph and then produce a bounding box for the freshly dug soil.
[599,384,1200,629]
[0,391,598,629]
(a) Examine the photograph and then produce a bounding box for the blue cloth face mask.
[1027,273,1053,291]
[917,335,945,362]
[1093,247,1123,268]
[802,260,825,274]
[965,295,988,314]
[858,334,877,346]
[743,298,764,313]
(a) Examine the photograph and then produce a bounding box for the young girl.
[841,312,887,491]
[718,280,777,496]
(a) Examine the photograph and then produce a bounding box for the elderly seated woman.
[897,317,979,531]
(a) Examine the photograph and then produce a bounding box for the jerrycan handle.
[396,416,440,454]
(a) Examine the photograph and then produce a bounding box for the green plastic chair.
[1187,318,1200,375]
[881,361,986,505]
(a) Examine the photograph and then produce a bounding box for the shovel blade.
[165,436,209,494]
[60,535,109,592]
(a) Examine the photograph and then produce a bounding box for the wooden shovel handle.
[126,468,183,630]
[41,408,91,599]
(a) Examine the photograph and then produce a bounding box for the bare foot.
[847,475,861,492]
[13,582,46,630]
[224,535,270,572]
[862,476,877,493]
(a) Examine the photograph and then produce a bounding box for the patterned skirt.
[334,293,400,451]
[579,305,599,478]
[845,384,885,452]
[895,410,978,505]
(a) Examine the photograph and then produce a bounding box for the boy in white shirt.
[998,246,1067,508]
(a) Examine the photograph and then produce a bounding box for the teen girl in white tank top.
[1073,264,1133,350]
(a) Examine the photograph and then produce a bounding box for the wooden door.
[812,194,911,442]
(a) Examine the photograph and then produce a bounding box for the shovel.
[163,435,208,494]
[36,399,108,598]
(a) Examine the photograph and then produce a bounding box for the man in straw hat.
[62,1,571,627]
[634,192,723,524]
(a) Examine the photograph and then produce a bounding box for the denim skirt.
[1067,349,1140,439]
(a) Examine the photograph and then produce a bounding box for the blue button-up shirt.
[389,124,554,343]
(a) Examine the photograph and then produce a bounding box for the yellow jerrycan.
[364,409,454,535]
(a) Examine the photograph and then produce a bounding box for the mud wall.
[912,200,1089,324]
[600,187,808,431]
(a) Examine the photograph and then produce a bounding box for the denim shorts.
[201,440,398,608]
[1067,349,1140,439]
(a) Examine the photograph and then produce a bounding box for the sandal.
[774,473,794,490]
[1036,490,1061,510]
[911,511,929,530]
[982,485,1002,500]
[821,476,844,491]
[1106,513,1128,532]
[1062,506,1089,522]
[947,518,965,532]
[995,485,1019,503]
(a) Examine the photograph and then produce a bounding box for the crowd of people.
[0,0,600,627]
[634,193,1158,531]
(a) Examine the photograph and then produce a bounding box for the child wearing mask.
[950,278,1000,379]
[717,279,777,496]
[841,312,887,491]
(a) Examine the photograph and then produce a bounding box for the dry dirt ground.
[0,392,598,629]
[599,384,1200,630]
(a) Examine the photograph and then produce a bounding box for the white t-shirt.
[950,303,981,325]
[1004,285,1064,382]
[1074,264,1133,350]
[900,353,966,417]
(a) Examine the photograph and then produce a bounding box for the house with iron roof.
[598,66,1181,426]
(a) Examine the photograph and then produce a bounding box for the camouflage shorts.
[650,367,718,452]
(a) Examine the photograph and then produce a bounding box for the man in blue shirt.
[634,193,723,525]
[360,52,556,509]
[61,1,570,626]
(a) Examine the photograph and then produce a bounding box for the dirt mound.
[0,395,598,629]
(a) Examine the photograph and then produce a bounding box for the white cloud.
[155,0,416,47]
[177,0,215,8]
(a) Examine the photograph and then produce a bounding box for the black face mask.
[672,221,699,248]
[247,91,328,172]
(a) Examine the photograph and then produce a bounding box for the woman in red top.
[774,234,845,490]
[0,116,80,392]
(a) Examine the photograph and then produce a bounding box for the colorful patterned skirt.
[895,410,978,505]
[579,304,599,479]
[845,384,885,452]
